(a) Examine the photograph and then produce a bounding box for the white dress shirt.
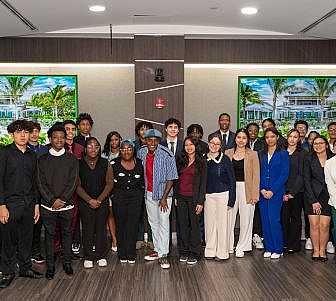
[167,137,178,155]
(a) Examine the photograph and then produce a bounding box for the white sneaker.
[97,259,107,267]
[305,238,313,250]
[235,250,244,258]
[84,260,93,268]
[111,246,117,252]
[120,259,127,263]
[128,259,136,264]
[229,249,234,254]
[327,241,335,254]
[253,234,264,249]
[270,253,281,259]
[263,252,272,258]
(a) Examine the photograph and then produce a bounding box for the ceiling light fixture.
[241,7,258,15]
[89,5,106,12]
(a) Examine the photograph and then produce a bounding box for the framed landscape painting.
[0,75,78,146]
[238,76,336,136]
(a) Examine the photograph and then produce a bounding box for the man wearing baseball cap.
[137,129,178,269]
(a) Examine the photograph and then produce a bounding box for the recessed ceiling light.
[241,7,258,15]
[89,5,106,12]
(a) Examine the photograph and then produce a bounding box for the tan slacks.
[228,182,255,252]
[204,191,230,259]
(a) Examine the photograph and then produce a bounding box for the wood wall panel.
[135,62,184,92]
[0,37,133,63]
[185,39,336,64]
[134,36,184,60]
[1,37,336,64]
[135,86,184,132]
[134,35,185,135]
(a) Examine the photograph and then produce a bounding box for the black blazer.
[249,138,264,152]
[160,139,183,158]
[174,158,207,205]
[304,152,333,205]
[211,130,235,151]
[286,149,306,196]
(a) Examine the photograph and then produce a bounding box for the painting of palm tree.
[0,75,78,146]
[240,84,262,119]
[267,78,293,118]
[0,76,35,105]
[308,79,336,120]
[239,76,336,132]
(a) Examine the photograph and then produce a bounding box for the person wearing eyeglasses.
[304,136,334,261]
[204,133,236,261]
[111,140,144,264]
[76,137,113,269]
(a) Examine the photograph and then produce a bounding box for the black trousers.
[114,197,142,260]
[1,202,34,274]
[176,196,201,259]
[253,202,263,237]
[281,194,303,251]
[31,218,42,257]
[79,201,109,261]
[41,208,72,270]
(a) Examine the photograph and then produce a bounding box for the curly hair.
[47,122,66,138]
[76,113,94,127]
[7,119,33,133]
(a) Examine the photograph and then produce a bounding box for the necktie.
[222,133,227,148]
[170,141,175,154]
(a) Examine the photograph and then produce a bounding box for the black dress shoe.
[0,273,15,289]
[320,256,328,262]
[312,256,320,261]
[19,269,43,279]
[63,263,73,275]
[45,269,55,280]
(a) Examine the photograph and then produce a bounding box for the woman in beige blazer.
[225,128,260,258]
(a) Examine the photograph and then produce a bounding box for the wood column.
[134,36,185,134]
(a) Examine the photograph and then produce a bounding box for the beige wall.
[184,66,336,138]
[0,65,134,144]
[3,64,336,144]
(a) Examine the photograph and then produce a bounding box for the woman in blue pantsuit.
[259,127,289,259]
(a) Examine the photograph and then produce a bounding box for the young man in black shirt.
[37,123,78,280]
[72,113,94,256]
[27,121,49,264]
[0,120,43,289]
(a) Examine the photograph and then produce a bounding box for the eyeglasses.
[120,147,133,152]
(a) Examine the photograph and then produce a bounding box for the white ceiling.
[1,0,336,38]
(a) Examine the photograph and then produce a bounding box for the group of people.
[1,111,336,289]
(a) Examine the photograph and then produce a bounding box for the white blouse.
[325,156,336,209]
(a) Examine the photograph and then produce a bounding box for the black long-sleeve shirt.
[0,143,39,206]
[37,150,78,208]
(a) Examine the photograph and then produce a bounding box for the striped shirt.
[137,144,178,201]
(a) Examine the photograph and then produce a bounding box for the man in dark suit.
[210,113,235,151]
[160,118,183,252]
[160,118,183,157]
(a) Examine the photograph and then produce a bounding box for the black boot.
[63,263,73,275]
[0,273,15,289]
[19,269,43,279]
[45,267,55,280]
